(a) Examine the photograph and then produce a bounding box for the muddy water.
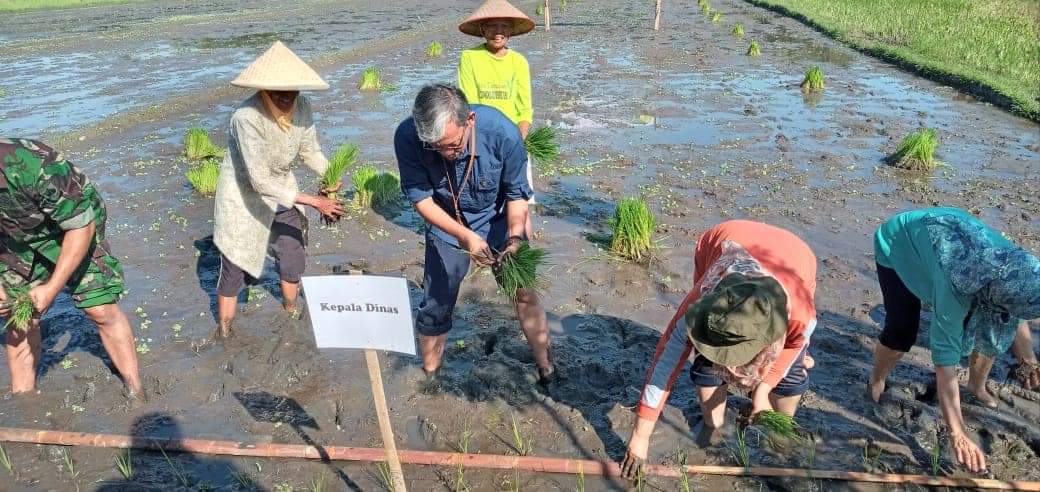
[1,0,1038,490]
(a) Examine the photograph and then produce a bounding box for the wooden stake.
[653,0,662,30]
[365,349,407,492]
[544,0,551,31]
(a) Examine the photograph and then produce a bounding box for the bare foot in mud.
[419,368,442,395]
[867,379,886,403]
[214,321,233,339]
[693,420,725,448]
[966,383,999,409]
[124,387,148,410]
[283,302,302,320]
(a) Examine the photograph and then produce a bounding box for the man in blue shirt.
[394,84,555,387]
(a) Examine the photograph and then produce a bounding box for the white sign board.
[301,275,416,355]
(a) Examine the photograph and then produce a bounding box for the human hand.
[0,287,9,317]
[1014,361,1040,390]
[621,417,654,480]
[950,432,987,473]
[460,231,493,267]
[308,194,345,220]
[29,283,60,317]
[319,180,342,195]
[749,383,774,421]
[495,236,524,269]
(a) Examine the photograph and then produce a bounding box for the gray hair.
[412,84,470,143]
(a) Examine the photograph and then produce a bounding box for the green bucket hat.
[685,273,788,367]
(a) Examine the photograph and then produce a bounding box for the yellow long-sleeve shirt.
[457,44,533,126]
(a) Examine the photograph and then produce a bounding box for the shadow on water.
[36,303,111,380]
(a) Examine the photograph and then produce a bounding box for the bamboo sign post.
[653,0,662,30]
[544,0,551,31]
[301,274,416,492]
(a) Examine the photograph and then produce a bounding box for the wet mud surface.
[0,0,1038,490]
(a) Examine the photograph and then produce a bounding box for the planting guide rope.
[0,426,1035,490]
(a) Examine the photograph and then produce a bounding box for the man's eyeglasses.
[423,124,469,153]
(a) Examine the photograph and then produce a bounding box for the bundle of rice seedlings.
[524,126,560,166]
[700,1,710,13]
[185,158,220,195]
[183,127,224,161]
[886,128,940,171]
[426,41,444,58]
[752,410,799,439]
[496,243,548,300]
[747,40,761,57]
[358,67,383,91]
[536,3,545,15]
[732,23,744,37]
[351,165,378,207]
[352,166,401,208]
[711,11,721,23]
[800,66,824,92]
[609,197,656,262]
[321,143,359,201]
[3,286,34,332]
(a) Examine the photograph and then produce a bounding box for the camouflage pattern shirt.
[0,138,111,280]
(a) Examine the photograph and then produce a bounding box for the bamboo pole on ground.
[0,426,1035,490]
[653,0,662,30]
[365,349,407,492]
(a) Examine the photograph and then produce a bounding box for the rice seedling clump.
[711,11,721,23]
[524,126,560,166]
[321,143,359,200]
[352,166,401,208]
[185,158,220,195]
[801,66,824,92]
[732,23,744,37]
[358,67,383,91]
[752,410,799,439]
[183,127,224,161]
[426,41,443,58]
[496,242,548,300]
[3,286,34,332]
[747,40,761,57]
[699,0,710,13]
[886,128,940,171]
[535,3,545,15]
[610,197,656,263]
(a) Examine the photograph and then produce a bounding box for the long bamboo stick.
[0,426,1034,490]
[364,349,407,491]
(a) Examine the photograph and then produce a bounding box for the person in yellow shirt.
[458,0,537,237]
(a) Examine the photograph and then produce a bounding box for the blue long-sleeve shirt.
[394,104,531,247]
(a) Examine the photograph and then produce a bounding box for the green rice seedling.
[700,1,710,13]
[358,67,383,91]
[729,427,750,472]
[230,469,256,488]
[711,11,721,23]
[609,197,656,263]
[157,444,190,487]
[801,66,825,92]
[0,444,12,475]
[752,410,799,439]
[931,431,942,476]
[576,462,584,492]
[351,165,378,207]
[747,40,761,57]
[634,466,646,491]
[677,449,691,492]
[453,430,471,491]
[510,413,533,456]
[183,127,223,161]
[376,462,396,491]
[803,432,817,480]
[862,440,883,472]
[185,158,220,195]
[535,3,545,15]
[524,126,560,166]
[310,474,326,492]
[368,172,401,208]
[61,449,79,479]
[426,41,444,58]
[732,23,744,37]
[496,243,548,300]
[114,449,132,480]
[321,143,359,200]
[3,286,34,332]
[886,128,940,171]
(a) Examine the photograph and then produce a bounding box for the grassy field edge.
[743,0,1040,123]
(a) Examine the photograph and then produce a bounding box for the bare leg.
[513,288,551,371]
[216,294,237,337]
[697,384,729,429]
[420,334,448,374]
[769,393,803,416]
[83,304,143,395]
[280,280,300,312]
[869,342,904,402]
[4,319,42,393]
[966,351,997,407]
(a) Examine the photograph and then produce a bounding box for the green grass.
[732,23,745,37]
[801,66,825,91]
[352,166,400,208]
[183,127,224,161]
[524,126,560,166]
[322,143,359,200]
[744,0,1040,121]
[426,41,444,58]
[185,158,220,195]
[3,286,33,332]
[610,197,656,263]
[497,243,547,300]
[747,40,762,57]
[0,0,138,12]
[886,128,940,170]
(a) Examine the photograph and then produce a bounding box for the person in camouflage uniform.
[0,138,143,401]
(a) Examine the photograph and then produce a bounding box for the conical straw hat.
[459,0,535,37]
[231,41,329,91]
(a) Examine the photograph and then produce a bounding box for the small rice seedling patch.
[60,449,79,479]
[185,158,220,195]
[535,3,545,15]
[509,413,533,456]
[609,197,656,263]
[711,11,721,23]
[747,40,761,57]
[729,427,751,471]
[321,142,359,201]
[376,462,395,491]
[732,23,744,37]
[183,127,224,161]
[524,126,560,167]
[0,444,12,475]
[309,474,326,492]
[930,430,943,476]
[886,128,940,171]
[496,243,548,301]
[752,410,799,439]
[113,449,132,480]
[699,0,710,13]
[576,463,585,491]
[3,286,34,332]
[801,66,824,92]
[352,166,401,209]
[426,41,443,58]
[358,67,396,92]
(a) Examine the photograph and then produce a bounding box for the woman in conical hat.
[457,0,537,237]
[213,41,344,338]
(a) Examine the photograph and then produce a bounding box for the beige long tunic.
[213,93,328,278]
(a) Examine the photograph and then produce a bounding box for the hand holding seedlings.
[461,231,494,267]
